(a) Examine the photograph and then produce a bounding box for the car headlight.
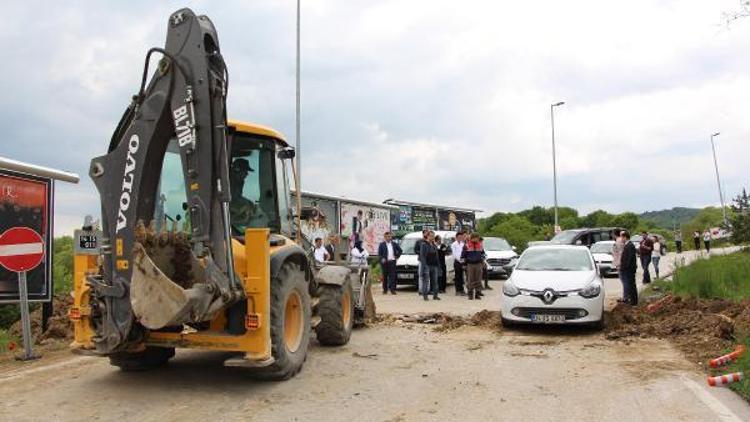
[579,282,601,298]
[503,281,520,297]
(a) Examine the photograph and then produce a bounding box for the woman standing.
[419,231,441,301]
[461,233,486,300]
[435,235,448,293]
[651,237,664,279]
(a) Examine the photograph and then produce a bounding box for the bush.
[486,215,542,252]
[53,236,74,294]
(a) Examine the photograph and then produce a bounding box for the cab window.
[229,133,280,234]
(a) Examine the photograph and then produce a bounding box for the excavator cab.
[70,8,370,380]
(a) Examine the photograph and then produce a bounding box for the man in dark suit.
[378,231,402,294]
[620,231,638,305]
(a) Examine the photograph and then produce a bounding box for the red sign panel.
[0,227,45,272]
[0,169,53,303]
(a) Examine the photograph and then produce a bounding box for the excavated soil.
[605,295,750,364]
[375,310,503,332]
[9,293,74,344]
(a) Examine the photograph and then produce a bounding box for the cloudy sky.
[2,1,750,235]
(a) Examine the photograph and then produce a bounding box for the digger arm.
[88,8,234,353]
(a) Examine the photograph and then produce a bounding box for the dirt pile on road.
[605,295,749,363]
[9,294,74,344]
[376,310,502,332]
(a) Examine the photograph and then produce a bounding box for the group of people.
[376,229,489,301]
[673,229,714,253]
[612,229,666,305]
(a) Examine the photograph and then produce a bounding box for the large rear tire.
[315,279,354,346]
[253,262,311,381]
[109,346,175,371]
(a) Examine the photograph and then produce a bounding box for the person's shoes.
[423,295,429,301]
[616,298,625,303]
[484,284,493,290]
[468,292,474,300]
[439,290,446,294]
[456,291,466,296]
[383,290,388,295]
[477,291,484,297]
[475,294,482,300]
[433,296,441,300]
[390,291,397,295]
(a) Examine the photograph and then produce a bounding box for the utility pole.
[710,132,728,227]
[295,0,301,190]
[550,101,565,232]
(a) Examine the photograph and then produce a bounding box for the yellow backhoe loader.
[69,8,372,380]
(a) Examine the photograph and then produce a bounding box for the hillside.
[639,207,700,230]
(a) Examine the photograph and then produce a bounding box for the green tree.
[53,236,74,294]
[487,215,542,252]
[730,188,750,243]
[581,209,614,228]
[477,212,512,234]
[611,212,639,232]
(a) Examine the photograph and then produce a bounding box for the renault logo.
[542,289,556,304]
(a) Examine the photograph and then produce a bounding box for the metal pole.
[295,0,301,191]
[710,133,728,227]
[17,271,38,361]
[550,102,564,231]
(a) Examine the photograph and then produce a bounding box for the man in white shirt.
[451,231,467,296]
[313,237,330,263]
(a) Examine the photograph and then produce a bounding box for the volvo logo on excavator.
[115,134,140,233]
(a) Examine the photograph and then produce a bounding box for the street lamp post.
[550,101,565,232]
[295,0,301,190]
[710,132,729,227]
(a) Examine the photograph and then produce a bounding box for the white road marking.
[0,356,90,383]
[681,375,743,422]
[0,242,44,257]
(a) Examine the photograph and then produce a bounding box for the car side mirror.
[512,245,517,251]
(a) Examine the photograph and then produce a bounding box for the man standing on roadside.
[611,229,625,302]
[703,229,712,253]
[639,231,653,284]
[620,231,638,305]
[462,233,486,300]
[451,231,466,296]
[378,232,402,295]
[414,229,429,294]
[674,230,683,254]
[693,231,701,251]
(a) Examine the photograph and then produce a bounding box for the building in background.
[293,191,398,255]
[383,199,481,237]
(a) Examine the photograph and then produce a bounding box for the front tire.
[253,262,311,380]
[315,278,354,346]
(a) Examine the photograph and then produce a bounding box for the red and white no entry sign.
[0,227,45,273]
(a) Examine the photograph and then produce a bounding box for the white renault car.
[501,245,604,328]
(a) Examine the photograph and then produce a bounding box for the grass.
[663,249,750,398]
[669,249,750,301]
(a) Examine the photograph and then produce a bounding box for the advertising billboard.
[410,207,438,231]
[298,195,337,245]
[0,169,53,303]
[438,210,476,232]
[340,202,392,254]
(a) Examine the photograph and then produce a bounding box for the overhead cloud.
[1,1,749,235]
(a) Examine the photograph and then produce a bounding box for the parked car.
[395,231,456,286]
[501,245,605,328]
[483,236,518,279]
[550,227,623,248]
[590,240,618,277]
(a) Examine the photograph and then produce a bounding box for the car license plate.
[531,314,565,323]
[397,273,413,279]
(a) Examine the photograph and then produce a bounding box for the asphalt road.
[0,247,747,421]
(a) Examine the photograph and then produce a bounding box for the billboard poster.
[0,169,53,303]
[438,210,476,232]
[340,202,391,254]
[298,195,338,245]
[411,207,437,231]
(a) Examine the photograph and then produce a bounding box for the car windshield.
[483,237,511,251]
[516,248,593,271]
[551,230,582,244]
[590,242,614,253]
[400,238,419,255]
